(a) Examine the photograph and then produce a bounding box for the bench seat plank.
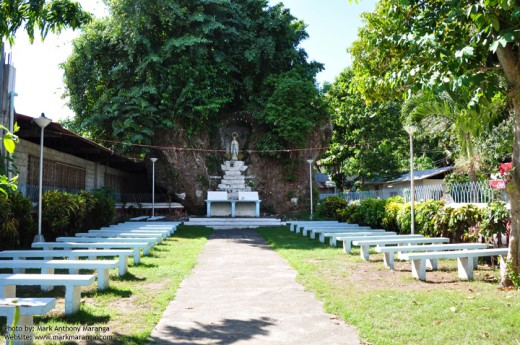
[32,242,147,264]
[337,235,423,254]
[0,259,118,290]
[0,249,132,276]
[326,231,396,247]
[321,230,391,245]
[0,297,56,343]
[377,243,490,269]
[353,237,450,262]
[0,274,95,314]
[57,236,157,248]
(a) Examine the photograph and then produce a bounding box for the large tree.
[1,0,91,44]
[62,0,325,155]
[349,0,519,286]
[322,68,405,189]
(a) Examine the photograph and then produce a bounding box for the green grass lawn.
[0,225,212,345]
[258,226,520,345]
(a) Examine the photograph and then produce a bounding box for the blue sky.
[7,0,376,121]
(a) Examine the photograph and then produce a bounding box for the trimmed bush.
[0,191,34,249]
[42,189,115,242]
[317,195,348,219]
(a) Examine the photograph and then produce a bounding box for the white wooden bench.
[287,221,339,232]
[0,249,132,276]
[353,237,451,262]
[76,232,163,243]
[147,216,166,221]
[326,231,396,246]
[94,229,169,239]
[338,234,424,254]
[57,236,157,249]
[315,228,384,243]
[109,224,177,234]
[129,216,150,221]
[0,259,119,290]
[399,248,509,281]
[303,225,368,237]
[32,242,147,265]
[377,243,490,269]
[0,274,96,314]
[0,297,56,343]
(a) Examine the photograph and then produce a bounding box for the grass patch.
[0,225,212,345]
[258,226,520,345]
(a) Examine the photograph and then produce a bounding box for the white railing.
[320,181,508,204]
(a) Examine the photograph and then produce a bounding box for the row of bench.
[0,221,180,342]
[287,220,509,281]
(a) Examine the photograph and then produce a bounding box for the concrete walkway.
[149,229,360,345]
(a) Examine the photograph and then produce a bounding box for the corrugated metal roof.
[389,166,454,183]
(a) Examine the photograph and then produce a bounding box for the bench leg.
[143,245,150,256]
[359,245,370,261]
[0,285,16,298]
[457,257,474,280]
[383,252,394,269]
[426,259,438,270]
[133,249,140,265]
[40,268,55,291]
[118,257,128,276]
[97,269,109,290]
[330,237,335,247]
[64,286,82,315]
[342,241,352,254]
[310,231,316,239]
[5,313,34,345]
[411,259,426,281]
[319,234,325,243]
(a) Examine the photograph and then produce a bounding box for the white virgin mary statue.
[230,132,239,161]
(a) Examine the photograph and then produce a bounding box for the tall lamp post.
[404,124,417,235]
[150,157,158,218]
[306,159,314,220]
[33,113,52,243]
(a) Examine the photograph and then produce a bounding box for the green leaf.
[3,137,16,154]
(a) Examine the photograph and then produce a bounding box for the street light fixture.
[404,124,418,235]
[150,157,158,218]
[33,113,52,243]
[306,159,314,220]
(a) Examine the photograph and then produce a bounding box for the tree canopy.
[62,0,325,154]
[0,0,91,44]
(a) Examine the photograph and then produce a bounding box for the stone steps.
[184,217,284,230]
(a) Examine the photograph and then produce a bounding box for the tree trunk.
[505,98,520,287]
[496,45,520,287]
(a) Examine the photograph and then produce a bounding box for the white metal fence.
[320,181,508,204]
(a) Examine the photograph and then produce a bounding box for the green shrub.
[42,189,115,242]
[317,195,348,219]
[415,200,445,237]
[383,197,405,232]
[336,203,358,223]
[396,203,411,234]
[448,205,481,242]
[91,188,115,228]
[349,198,387,228]
[480,201,510,246]
[0,191,34,249]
